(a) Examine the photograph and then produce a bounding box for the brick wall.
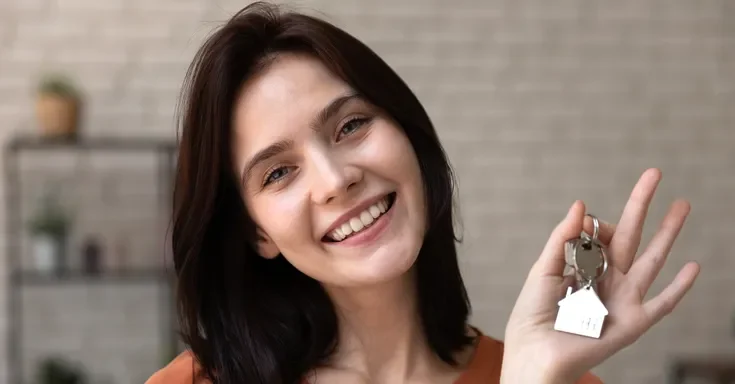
[21,282,170,384]
[1,0,734,383]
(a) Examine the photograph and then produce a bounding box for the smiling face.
[232,53,427,288]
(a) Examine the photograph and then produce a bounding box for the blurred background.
[0,0,733,383]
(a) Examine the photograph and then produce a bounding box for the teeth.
[340,222,353,237]
[333,227,345,241]
[349,217,364,232]
[360,211,374,226]
[378,201,387,213]
[369,205,381,218]
[328,196,392,242]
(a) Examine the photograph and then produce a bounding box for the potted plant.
[28,191,71,275]
[36,357,88,384]
[35,73,82,138]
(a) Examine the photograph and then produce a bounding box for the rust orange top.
[147,335,602,383]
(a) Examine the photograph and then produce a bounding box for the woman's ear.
[255,228,280,259]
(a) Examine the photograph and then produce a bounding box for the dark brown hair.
[172,2,472,383]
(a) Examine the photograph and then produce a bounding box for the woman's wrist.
[500,348,571,384]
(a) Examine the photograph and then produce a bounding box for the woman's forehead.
[238,54,348,113]
[231,55,353,154]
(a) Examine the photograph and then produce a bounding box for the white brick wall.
[21,283,168,384]
[1,1,734,383]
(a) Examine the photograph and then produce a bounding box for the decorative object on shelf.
[35,73,82,138]
[36,356,88,384]
[27,190,72,275]
[81,236,102,275]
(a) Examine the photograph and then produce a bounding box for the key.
[572,235,605,283]
[555,213,610,338]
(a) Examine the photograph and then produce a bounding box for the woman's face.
[232,54,426,287]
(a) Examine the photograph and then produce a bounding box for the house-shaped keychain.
[554,286,609,338]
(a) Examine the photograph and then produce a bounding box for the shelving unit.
[4,134,179,384]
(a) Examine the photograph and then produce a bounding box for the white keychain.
[554,214,609,339]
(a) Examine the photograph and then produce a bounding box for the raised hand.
[501,168,700,384]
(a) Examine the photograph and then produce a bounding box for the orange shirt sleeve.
[577,371,604,384]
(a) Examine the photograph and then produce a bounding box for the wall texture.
[1,0,734,383]
[20,283,169,384]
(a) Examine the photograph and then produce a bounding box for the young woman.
[147,2,699,383]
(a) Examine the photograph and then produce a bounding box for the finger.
[582,215,616,245]
[609,168,662,273]
[559,274,576,296]
[628,199,691,295]
[643,261,699,325]
[530,200,585,278]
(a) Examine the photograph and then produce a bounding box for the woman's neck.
[323,272,464,383]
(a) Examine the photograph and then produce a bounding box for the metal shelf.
[4,133,179,384]
[6,134,176,152]
[11,268,175,286]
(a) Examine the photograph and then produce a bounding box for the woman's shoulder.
[146,336,602,384]
[146,350,210,384]
[463,333,603,384]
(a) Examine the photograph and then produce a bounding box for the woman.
[148,2,699,383]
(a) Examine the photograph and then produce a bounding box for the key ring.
[572,213,609,282]
[589,214,600,242]
[587,213,609,281]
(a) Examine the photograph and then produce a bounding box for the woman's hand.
[501,168,700,384]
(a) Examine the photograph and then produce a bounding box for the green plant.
[28,191,71,239]
[36,357,87,384]
[37,74,80,99]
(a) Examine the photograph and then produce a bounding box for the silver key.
[555,213,609,339]
[573,235,605,284]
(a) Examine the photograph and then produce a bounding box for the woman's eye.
[263,166,290,186]
[337,117,371,140]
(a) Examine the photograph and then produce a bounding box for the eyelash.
[261,116,372,187]
[262,165,291,187]
[337,116,371,141]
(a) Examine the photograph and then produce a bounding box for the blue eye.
[263,166,290,186]
[337,117,371,140]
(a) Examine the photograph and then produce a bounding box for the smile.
[324,192,396,243]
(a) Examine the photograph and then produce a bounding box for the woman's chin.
[334,246,420,287]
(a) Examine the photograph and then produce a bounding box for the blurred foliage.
[37,73,80,99]
[28,189,72,239]
[36,357,88,384]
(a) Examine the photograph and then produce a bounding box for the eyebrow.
[240,139,293,186]
[240,92,362,186]
[310,92,361,131]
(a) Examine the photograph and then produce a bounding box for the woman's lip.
[321,193,393,239]
[325,195,395,247]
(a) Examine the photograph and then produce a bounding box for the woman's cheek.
[355,122,407,168]
[261,186,311,238]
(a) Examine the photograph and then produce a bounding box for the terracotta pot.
[35,93,80,138]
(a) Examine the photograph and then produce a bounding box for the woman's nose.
[309,150,363,205]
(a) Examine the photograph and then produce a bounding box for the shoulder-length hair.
[172,2,472,383]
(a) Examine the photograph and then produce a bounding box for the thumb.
[530,200,586,278]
